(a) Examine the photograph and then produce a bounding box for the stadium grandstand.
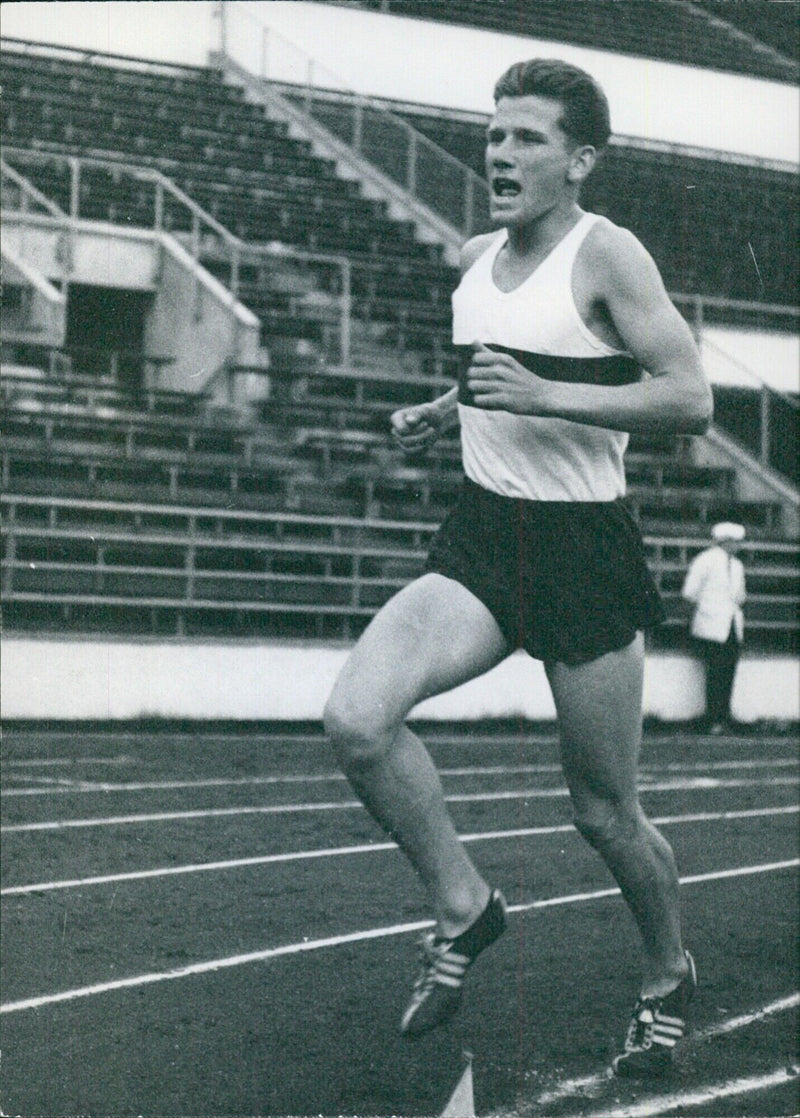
[1,0,798,722]
[2,6,800,1118]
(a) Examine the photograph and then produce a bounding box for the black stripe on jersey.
[456,344,642,407]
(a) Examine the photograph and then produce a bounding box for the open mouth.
[492,177,522,198]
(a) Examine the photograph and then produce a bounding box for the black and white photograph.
[1,2,798,1115]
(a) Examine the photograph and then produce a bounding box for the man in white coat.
[682,522,747,732]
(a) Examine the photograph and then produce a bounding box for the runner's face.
[486,96,578,227]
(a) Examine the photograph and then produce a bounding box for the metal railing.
[1,150,353,367]
[3,156,796,489]
[217,1,490,240]
[2,493,797,641]
[1,158,65,217]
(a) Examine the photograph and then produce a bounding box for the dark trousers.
[696,629,741,724]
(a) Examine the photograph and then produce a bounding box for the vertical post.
[154,177,164,232]
[464,174,474,239]
[353,101,363,154]
[406,130,417,196]
[230,240,241,300]
[230,305,241,369]
[227,359,236,404]
[69,156,81,219]
[230,241,241,367]
[191,213,201,319]
[760,386,770,467]
[340,257,351,368]
[352,553,361,608]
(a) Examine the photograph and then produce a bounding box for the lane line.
[535,993,800,1105]
[1,757,135,768]
[4,757,795,773]
[1,859,796,1015]
[2,761,797,796]
[3,805,797,897]
[2,731,794,747]
[696,992,800,1039]
[573,1067,797,1118]
[0,769,560,794]
[3,775,798,832]
[658,759,798,771]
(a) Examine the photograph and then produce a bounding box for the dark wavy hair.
[493,59,611,150]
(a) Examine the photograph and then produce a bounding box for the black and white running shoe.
[400,889,507,1038]
[613,951,697,1077]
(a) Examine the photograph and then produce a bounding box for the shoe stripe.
[435,969,466,984]
[654,1021,685,1037]
[655,1012,686,1027]
[439,951,470,966]
[433,972,463,988]
[651,1034,678,1048]
[436,959,468,976]
[400,890,508,1036]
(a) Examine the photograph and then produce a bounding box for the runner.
[325,58,712,1076]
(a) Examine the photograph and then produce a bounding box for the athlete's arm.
[391,234,494,452]
[467,226,713,435]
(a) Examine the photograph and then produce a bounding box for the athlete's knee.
[573,799,642,851]
[323,686,399,771]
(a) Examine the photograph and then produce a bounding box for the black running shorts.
[425,477,665,665]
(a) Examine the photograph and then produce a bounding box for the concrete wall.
[0,245,66,347]
[3,637,798,724]
[2,217,159,289]
[145,236,260,392]
[3,216,260,392]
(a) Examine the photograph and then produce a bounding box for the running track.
[1,724,798,1116]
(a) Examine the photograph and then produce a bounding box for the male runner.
[324,59,712,1077]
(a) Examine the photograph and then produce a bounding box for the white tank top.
[452,212,636,501]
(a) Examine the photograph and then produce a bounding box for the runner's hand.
[390,402,445,453]
[467,342,550,414]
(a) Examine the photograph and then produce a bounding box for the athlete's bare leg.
[324,573,509,938]
[546,634,689,998]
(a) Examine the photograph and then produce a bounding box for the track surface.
[1,723,798,1117]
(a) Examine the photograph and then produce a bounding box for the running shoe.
[400,889,507,1038]
[612,951,697,1077]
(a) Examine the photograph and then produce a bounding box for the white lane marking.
[1,800,359,832]
[2,760,798,795]
[0,769,560,794]
[2,755,797,776]
[2,732,795,750]
[2,757,135,768]
[3,805,797,897]
[535,993,800,1105]
[659,759,798,771]
[3,775,798,833]
[575,1068,797,1118]
[696,992,800,1038]
[3,777,88,787]
[1,859,796,1015]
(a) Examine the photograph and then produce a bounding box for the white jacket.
[682,545,746,643]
